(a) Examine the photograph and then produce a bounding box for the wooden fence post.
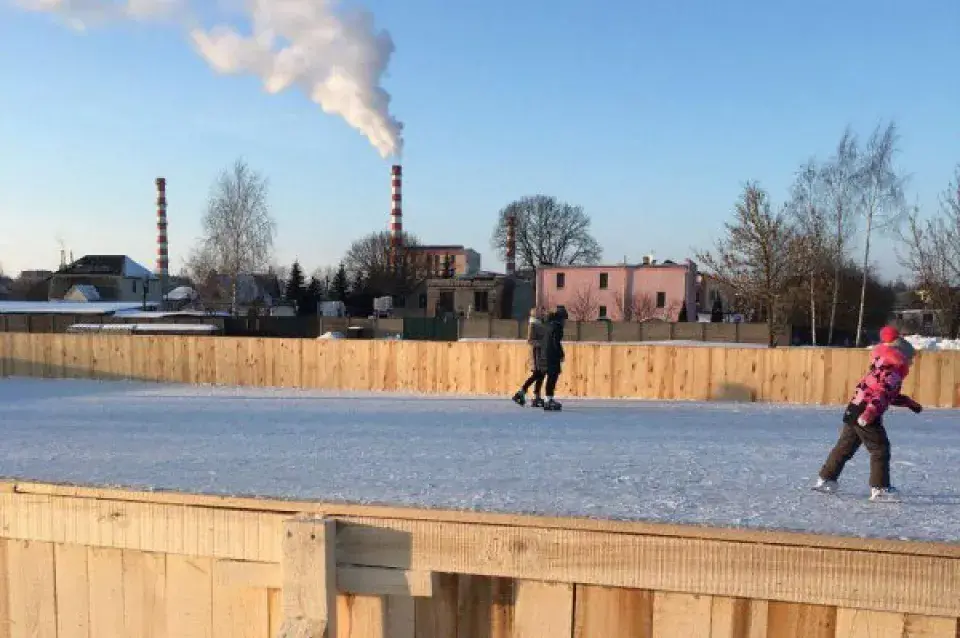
[279,517,337,638]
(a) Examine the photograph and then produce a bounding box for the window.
[656,292,666,308]
[474,291,489,313]
[599,273,608,289]
[132,280,137,293]
[599,305,607,318]
[419,294,427,309]
[393,295,406,308]
[556,272,565,289]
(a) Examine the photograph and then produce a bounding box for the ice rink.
[1,377,958,542]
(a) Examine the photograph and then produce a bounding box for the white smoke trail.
[12,0,404,158]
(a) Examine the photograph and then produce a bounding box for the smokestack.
[506,213,516,276]
[155,177,169,305]
[390,164,402,269]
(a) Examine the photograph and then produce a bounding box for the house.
[535,257,698,321]
[405,245,481,277]
[48,255,160,303]
[402,271,515,319]
[696,273,738,320]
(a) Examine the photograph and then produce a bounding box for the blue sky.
[1,0,957,281]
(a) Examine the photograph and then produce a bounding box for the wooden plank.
[336,595,383,638]
[513,580,573,638]
[383,596,415,638]
[280,517,337,638]
[7,540,56,638]
[212,582,269,638]
[766,602,836,638]
[12,481,960,562]
[166,554,213,638]
[334,517,960,617]
[122,550,167,638]
[903,615,959,637]
[0,493,281,563]
[88,546,125,637]
[835,607,905,637]
[0,540,9,638]
[456,575,514,638]
[54,544,90,638]
[573,584,652,638]
[710,596,767,638]
[414,573,458,638]
[338,565,435,597]
[268,590,283,638]
[652,592,711,638]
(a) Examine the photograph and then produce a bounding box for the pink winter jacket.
[850,342,922,425]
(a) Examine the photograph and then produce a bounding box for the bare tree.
[898,166,960,337]
[567,284,599,321]
[787,159,830,345]
[820,128,861,344]
[191,158,276,313]
[613,291,633,321]
[633,294,658,322]
[852,122,908,345]
[342,230,422,296]
[491,195,602,270]
[695,182,800,347]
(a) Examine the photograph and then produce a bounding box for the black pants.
[544,371,559,397]
[521,370,544,395]
[819,420,892,488]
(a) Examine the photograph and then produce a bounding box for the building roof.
[408,245,467,251]
[537,261,693,270]
[57,255,154,279]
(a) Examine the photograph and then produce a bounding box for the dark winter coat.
[527,318,545,372]
[537,317,565,374]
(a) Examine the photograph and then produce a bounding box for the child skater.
[814,326,923,501]
[512,308,547,407]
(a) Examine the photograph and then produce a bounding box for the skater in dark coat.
[512,308,547,407]
[814,326,923,501]
[538,310,566,411]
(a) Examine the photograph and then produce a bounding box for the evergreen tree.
[678,303,688,322]
[331,263,349,302]
[284,260,306,310]
[300,276,324,316]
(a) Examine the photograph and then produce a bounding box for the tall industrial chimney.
[390,164,403,269]
[155,177,169,305]
[506,213,517,276]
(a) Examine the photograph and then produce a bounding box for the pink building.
[535,258,698,321]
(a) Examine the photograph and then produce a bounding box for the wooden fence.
[0,333,960,407]
[2,332,960,406]
[0,480,956,637]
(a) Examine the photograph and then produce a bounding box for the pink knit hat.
[879,326,899,343]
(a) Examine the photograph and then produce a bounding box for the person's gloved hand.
[857,415,870,427]
[909,402,923,414]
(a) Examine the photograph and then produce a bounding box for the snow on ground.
[1,377,958,543]
[904,334,960,351]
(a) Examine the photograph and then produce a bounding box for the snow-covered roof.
[67,323,218,334]
[63,284,101,302]
[0,301,157,314]
[122,257,154,279]
[165,286,198,301]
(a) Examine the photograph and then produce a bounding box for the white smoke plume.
[12,0,404,158]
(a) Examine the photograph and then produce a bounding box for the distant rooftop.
[57,255,154,279]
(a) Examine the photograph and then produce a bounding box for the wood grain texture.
[766,602,836,638]
[88,547,125,637]
[7,540,56,638]
[165,554,213,638]
[0,541,9,638]
[414,573,458,638]
[652,592,712,638]
[456,575,514,638]
[280,518,337,638]
[122,550,167,638]
[53,544,89,638]
[573,585,652,638]
[513,580,574,638]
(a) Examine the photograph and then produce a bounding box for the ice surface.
[1,377,958,543]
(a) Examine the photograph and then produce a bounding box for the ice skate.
[543,398,562,411]
[811,477,839,494]
[531,396,545,408]
[869,486,900,502]
[511,391,526,406]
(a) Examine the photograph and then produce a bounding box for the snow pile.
[318,331,345,339]
[1,377,958,542]
[902,335,960,351]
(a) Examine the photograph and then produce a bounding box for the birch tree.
[820,129,861,344]
[853,122,908,346]
[193,158,276,313]
[787,160,829,345]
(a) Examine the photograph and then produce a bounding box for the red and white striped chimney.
[390,164,403,268]
[155,177,169,277]
[506,212,517,276]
